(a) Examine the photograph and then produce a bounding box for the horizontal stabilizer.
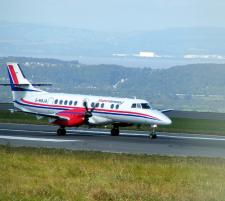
[0,84,13,86]
[32,83,52,86]
[0,83,52,86]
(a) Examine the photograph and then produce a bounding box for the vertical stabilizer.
[6,63,42,101]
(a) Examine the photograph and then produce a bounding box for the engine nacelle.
[52,109,86,127]
[88,116,112,125]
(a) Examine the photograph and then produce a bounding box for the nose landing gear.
[149,124,157,139]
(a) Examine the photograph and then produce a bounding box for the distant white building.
[134,51,160,58]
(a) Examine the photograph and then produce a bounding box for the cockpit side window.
[132,103,151,109]
[131,103,137,108]
[137,104,141,109]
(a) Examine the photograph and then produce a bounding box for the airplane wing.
[12,109,69,121]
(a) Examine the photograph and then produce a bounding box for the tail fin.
[6,63,43,100]
[7,63,30,86]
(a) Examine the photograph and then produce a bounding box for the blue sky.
[1,0,225,31]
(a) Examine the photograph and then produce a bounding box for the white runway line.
[159,134,225,141]
[0,135,81,142]
[0,129,82,142]
[0,128,56,134]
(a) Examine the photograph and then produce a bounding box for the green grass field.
[1,110,225,135]
[0,145,225,201]
[158,117,225,135]
[0,110,48,124]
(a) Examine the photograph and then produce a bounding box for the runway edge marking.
[0,135,82,142]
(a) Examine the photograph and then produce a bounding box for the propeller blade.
[83,101,88,111]
[83,101,92,119]
[90,102,98,112]
[84,101,99,124]
[85,111,92,118]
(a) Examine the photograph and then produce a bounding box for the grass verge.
[0,110,48,124]
[0,145,225,201]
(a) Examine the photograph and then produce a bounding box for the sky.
[1,0,225,31]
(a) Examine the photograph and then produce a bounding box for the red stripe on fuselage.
[8,65,19,84]
[20,98,160,120]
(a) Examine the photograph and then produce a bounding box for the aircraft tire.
[57,128,66,136]
[111,128,120,136]
[149,133,157,139]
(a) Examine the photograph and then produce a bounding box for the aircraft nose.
[162,115,172,125]
[155,111,172,125]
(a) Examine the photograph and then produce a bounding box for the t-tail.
[5,63,46,101]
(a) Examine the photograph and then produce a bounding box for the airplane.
[1,63,172,139]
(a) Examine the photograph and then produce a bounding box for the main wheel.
[111,128,120,136]
[149,133,157,139]
[57,128,66,136]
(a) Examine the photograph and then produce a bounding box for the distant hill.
[1,57,225,112]
[1,22,225,58]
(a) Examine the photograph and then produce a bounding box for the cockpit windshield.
[141,103,151,109]
[131,103,152,109]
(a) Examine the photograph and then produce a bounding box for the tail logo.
[8,64,19,85]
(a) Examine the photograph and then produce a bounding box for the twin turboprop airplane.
[2,63,172,139]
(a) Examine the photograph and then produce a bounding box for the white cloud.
[184,54,225,60]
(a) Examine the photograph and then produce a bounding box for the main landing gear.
[111,125,120,136]
[149,124,157,139]
[57,126,66,136]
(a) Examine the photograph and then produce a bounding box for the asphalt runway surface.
[0,123,225,158]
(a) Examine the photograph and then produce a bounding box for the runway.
[0,123,225,158]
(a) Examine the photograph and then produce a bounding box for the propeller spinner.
[83,101,98,123]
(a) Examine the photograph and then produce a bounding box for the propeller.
[83,101,98,123]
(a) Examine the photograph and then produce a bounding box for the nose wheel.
[57,126,66,136]
[149,132,157,139]
[149,124,157,139]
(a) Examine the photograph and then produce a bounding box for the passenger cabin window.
[101,103,104,108]
[69,100,73,105]
[95,103,99,108]
[111,104,114,109]
[54,99,58,104]
[59,100,63,105]
[74,101,77,106]
[64,100,68,105]
[116,105,119,109]
[141,103,151,109]
[91,102,95,107]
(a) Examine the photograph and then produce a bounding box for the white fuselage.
[14,91,172,126]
